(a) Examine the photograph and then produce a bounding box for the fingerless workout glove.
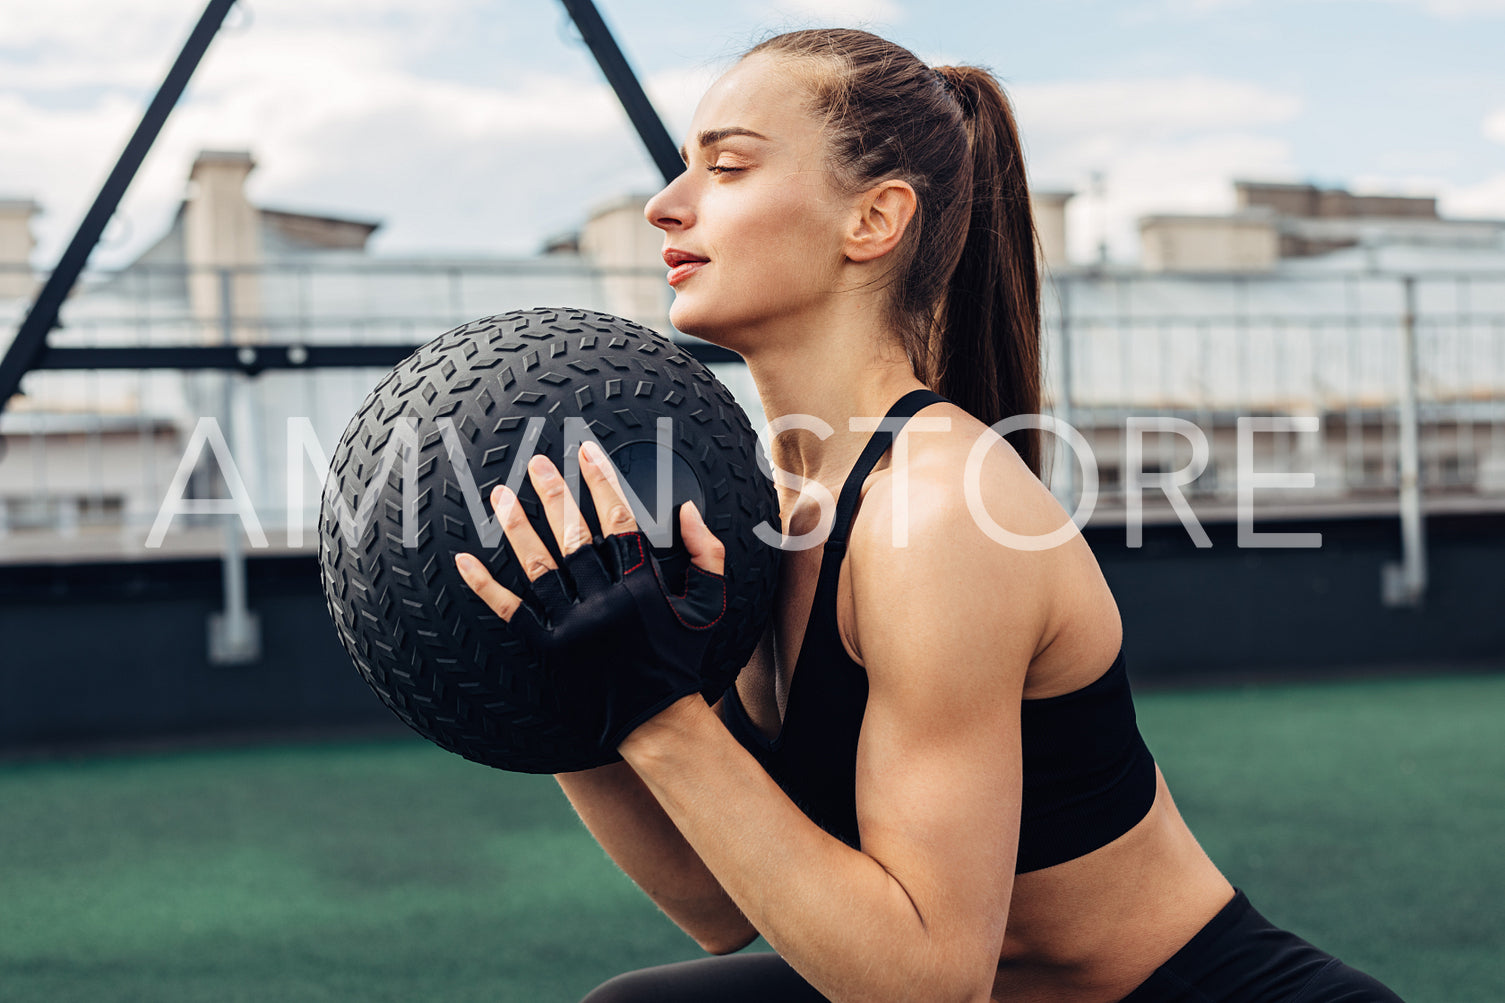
[510,529,727,752]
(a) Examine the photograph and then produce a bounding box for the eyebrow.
[678,127,771,163]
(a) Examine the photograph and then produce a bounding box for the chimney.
[1031,191,1074,274]
[0,199,41,301]
[183,150,262,343]
[579,194,670,332]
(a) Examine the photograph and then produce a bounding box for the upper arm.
[847,465,1053,984]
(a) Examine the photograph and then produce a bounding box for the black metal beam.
[0,0,238,413]
[29,340,741,375]
[557,0,682,184]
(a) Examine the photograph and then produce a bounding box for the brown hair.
[744,29,1044,478]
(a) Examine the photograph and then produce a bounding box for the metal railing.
[2,262,1502,567]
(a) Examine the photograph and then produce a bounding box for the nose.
[644,170,694,233]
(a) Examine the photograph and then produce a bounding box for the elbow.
[915,952,996,1003]
[689,914,759,956]
[921,977,993,1003]
[929,976,993,1003]
[964,973,1001,1003]
[695,928,758,956]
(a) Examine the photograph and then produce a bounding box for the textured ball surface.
[318,307,780,773]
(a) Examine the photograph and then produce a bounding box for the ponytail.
[934,66,1044,480]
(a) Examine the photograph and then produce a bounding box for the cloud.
[1486,108,1505,144]
[643,65,728,141]
[1440,173,1505,218]
[1007,76,1301,261]
[747,0,905,25]
[1396,0,1505,14]
[0,0,488,91]
[0,6,683,265]
[1,16,1311,271]
[0,91,147,243]
[1012,76,1301,139]
[1340,167,1505,221]
[1134,0,1505,16]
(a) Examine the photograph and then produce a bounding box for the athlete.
[454,27,1406,1003]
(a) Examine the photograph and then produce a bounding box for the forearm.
[555,756,757,954]
[620,697,990,1003]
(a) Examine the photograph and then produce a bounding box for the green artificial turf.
[1,670,1501,1002]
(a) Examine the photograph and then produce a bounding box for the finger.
[680,501,725,576]
[527,453,593,557]
[491,483,557,582]
[579,440,639,536]
[454,552,523,621]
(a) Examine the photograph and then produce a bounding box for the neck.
[731,298,928,499]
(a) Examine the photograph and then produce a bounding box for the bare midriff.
[990,765,1236,1002]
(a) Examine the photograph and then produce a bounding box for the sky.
[2,0,1503,270]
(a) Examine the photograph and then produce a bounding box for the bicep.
[849,492,1048,972]
[854,615,1027,966]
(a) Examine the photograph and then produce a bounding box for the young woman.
[454,28,1406,1003]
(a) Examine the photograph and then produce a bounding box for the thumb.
[679,502,725,577]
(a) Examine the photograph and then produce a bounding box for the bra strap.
[824,387,949,555]
[786,387,950,703]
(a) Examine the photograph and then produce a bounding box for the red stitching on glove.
[662,565,726,631]
[621,533,646,576]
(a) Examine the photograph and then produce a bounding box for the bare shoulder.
[841,407,1057,681]
[856,399,1073,582]
[846,402,1120,690]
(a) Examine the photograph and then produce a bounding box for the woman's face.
[644,53,855,344]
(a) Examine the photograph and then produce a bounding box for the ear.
[845,180,918,263]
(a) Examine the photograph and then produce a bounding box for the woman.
[453,28,1406,1003]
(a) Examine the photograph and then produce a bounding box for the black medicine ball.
[318,308,781,773]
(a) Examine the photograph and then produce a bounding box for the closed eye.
[707,165,745,176]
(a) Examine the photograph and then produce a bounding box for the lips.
[663,248,709,287]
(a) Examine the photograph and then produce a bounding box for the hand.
[454,441,728,752]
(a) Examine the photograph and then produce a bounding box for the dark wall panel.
[1,511,1501,750]
[1096,512,1505,682]
[0,556,396,749]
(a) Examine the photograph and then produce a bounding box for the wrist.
[618,693,712,764]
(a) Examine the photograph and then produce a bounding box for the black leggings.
[579,888,1405,1002]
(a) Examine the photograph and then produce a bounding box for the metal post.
[556,0,682,184]
[1054,276,1078,508]
[1383,275,1427,606]
[208,268,261,663]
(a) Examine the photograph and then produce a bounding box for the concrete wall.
[1032,190,1073,275]
[1235,181,1439,221]
[1,510,1500,752]
[0,424,183,535]
[578,194,667,332]
[183,150,263,344]
[261,209,378,252]
[0,199,39,301]
[0,555,395,750]
[1139,213,1279,273]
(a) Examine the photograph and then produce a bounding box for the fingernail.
[528,455,554,479]
[455,553,478,575]
[584,441,605,465]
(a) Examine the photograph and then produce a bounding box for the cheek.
[729,184,844,280]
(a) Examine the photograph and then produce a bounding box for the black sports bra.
[720,388,1158,873]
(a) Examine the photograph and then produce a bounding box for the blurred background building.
[4,149,1504,549]
[2,145,1503,746]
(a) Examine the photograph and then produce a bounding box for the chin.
[668,298,767,360]
[669,302,730,347]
